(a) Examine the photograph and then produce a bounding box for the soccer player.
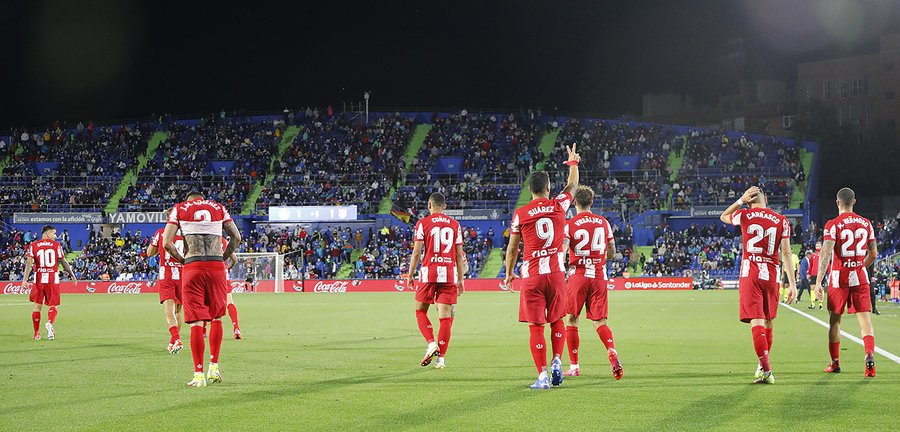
[164,192,242,387]
[503,144,580,389]
[21,225,77,340]
[407,192,465,369]
[797,250,812,306]
[813,188,878,377]
[560,186,622,380]
[223,237,242,340]
[147,209,185,353]
[720,186,796,384]
[809,240,824,309]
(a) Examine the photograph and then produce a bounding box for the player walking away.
[223,237,242,340]
[720,186,796,384]
[503,144,580,389]
[813,188,878,377]
[809,241,824,309]
[407,193,465,369]
[797,250,812,306]
[560,186,622,380]
[147,209,185,354]
[21,225,77,340]
[164,192,242,387]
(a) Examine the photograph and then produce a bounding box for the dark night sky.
[1,0,898,128]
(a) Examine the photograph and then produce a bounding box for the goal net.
[230,252,285,293]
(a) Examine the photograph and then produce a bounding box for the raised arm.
[780,238,797,302]
[720,186,760,224]
[562,144,581,195]
[223,220,242,262]
[503,234,522,285]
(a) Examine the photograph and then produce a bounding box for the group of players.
[23,192,246,387]
[407,144,880,388]
[21,144,882,387]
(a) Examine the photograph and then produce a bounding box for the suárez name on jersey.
[745,211,781,224]
[528,206,556,217]
[178,199,223,211]
[574,216,605,226]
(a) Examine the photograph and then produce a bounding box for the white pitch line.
[781,302,900,365]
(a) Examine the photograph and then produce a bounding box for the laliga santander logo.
[624,281,633,290]
[3,282,31,295]
[107,282,144,294]
[313,280,349,293]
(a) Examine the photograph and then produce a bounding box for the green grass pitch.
[1,291,898,431]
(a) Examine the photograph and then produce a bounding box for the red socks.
[227,304,239,328]
[863,335,875,357]
[415,310,434,344]
[190,326,205,372]
[765,328,773,352]
[438,317,453,356]
[550,320,565,359]
[168,326,180,344]
[597,325,616,350]
[47,307,57,324]
[209,320,223,364]
[829,341,840,362]
[529,324,547,372]
[751,325,771,372]
[565,326,580,365]
[32,312,40,333]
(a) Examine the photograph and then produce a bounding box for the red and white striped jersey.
[730,207,791,283]
[150,228,184,281]
[167,198,232,236]
[564,212,614,279]
[823,212,875,288]
[27,239,63,284]
[511,192,572,277]
[414,213,463,284]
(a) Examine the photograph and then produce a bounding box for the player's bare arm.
[60,256,77,284]
[503,234,522,285]
[162,223,186,263]
[562,144,581,195]
[147,242,158,258]
[455,244,466,296]
[223,221,242,261]
[719,186,760,224]
[814,239,835,295]
[226,256,236,271]
[607,239,616,260]
[407,240,424,286]
[863,240,877,268]
[780,238,797,302]
[21,256,33,288]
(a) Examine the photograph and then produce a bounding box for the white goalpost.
[231,252,285,293]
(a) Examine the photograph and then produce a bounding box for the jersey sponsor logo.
[313,280,349,293]
[107,282,144,294]
[3,283,31,295]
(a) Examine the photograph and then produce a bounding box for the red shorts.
[414,282,458,305]
[567,273,609,321]
[182,260,228,323]
[739,277,779,323]
[518,272,567,324]
[29,282,60,306]
[158,279,182,304]
[828,284,872,314]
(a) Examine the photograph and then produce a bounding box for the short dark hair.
[529,171,550,195]
[186,191,204,200]
[751,188,766,204]
[837,187,855,206]
[574,186,594,209]
[41,225,56,234]
[429,192,446,207]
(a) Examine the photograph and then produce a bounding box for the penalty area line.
[781,302,900,365]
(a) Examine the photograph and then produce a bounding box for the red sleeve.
[729,209,745,226]
[150,230,161,247]
[167,205,180,225]
[563,222,571,240]
[414,221,425,242]
[222,205,233,223]
[27,243,34,258]
[823,220,836,242]
[781,217,791,239]
[455,222,463,246]
[56,243,64,259]
[554,192,573,212]
[510,210,521,235]
[606,221,615,241]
